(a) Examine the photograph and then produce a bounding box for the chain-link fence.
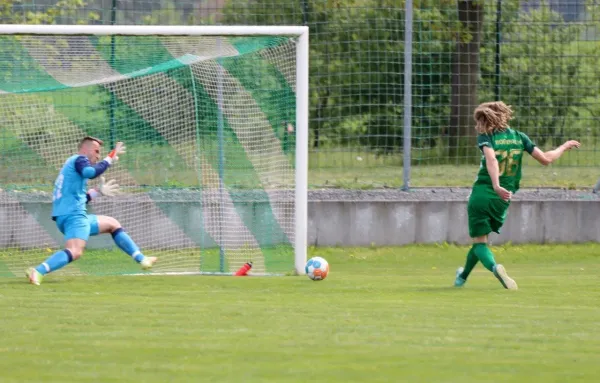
[1,0,599,189]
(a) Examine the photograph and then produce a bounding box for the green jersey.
[473,128,535,194]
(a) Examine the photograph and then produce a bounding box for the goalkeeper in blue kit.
[26,136,157,285]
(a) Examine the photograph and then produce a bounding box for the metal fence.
[2,0,599,189]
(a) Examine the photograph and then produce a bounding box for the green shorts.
[467,191,510,238]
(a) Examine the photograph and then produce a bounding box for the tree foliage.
[221,0,600,158]
[0,0,99,24]
[479,0,600,147]
[2,0,600,160]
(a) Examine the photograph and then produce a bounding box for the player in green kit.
[454,101,580,290]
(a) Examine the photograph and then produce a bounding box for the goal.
[0,25,308,276]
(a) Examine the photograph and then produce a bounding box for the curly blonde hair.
[474,101,514,134]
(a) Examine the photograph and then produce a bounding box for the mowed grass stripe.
[0,244,599,382]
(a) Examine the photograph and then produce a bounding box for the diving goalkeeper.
[26,136,157,285]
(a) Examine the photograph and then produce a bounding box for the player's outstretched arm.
[75,141,127,180]
[530,140,580,166]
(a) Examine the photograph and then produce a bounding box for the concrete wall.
[1,199,599,248]
[308,200,600,246]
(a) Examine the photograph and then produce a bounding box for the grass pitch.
[1,243,599,382]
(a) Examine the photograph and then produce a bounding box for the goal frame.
[0,24,309,275]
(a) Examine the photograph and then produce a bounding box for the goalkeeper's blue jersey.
[52,154,110,217]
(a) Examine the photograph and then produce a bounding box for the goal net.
[0,25,308,277]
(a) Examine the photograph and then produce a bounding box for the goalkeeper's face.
[83,141,101,164]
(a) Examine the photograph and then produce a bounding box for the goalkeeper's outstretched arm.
[74,140,127,179]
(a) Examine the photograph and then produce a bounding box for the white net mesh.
[0,33,299,276]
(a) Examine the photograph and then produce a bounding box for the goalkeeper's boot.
[140,256,158,270]
[454,267,466,287]
[25,267,44,286]
[493,264,518,290]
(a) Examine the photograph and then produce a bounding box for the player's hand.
[108,141,127,162]
[493,185,512,202]
[98,176,120,197]
[562,140,580,151]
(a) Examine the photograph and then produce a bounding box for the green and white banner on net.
[0,25,309,277]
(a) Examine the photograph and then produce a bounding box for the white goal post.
[0,25,308,276]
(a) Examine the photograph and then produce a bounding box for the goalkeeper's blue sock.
[112,228,144,263]
[35,249,73,275]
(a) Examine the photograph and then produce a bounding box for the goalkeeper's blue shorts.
[55,213,99,241]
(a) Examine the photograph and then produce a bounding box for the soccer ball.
[305,256,329,281]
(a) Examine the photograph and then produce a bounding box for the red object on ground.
[234,262,253,276]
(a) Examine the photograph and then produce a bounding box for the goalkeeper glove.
[98,176,120,197]
[105,141,127,164]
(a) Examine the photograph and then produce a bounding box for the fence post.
[109,0,117,148]
[402,0,413,191]
[495,0,502,101]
